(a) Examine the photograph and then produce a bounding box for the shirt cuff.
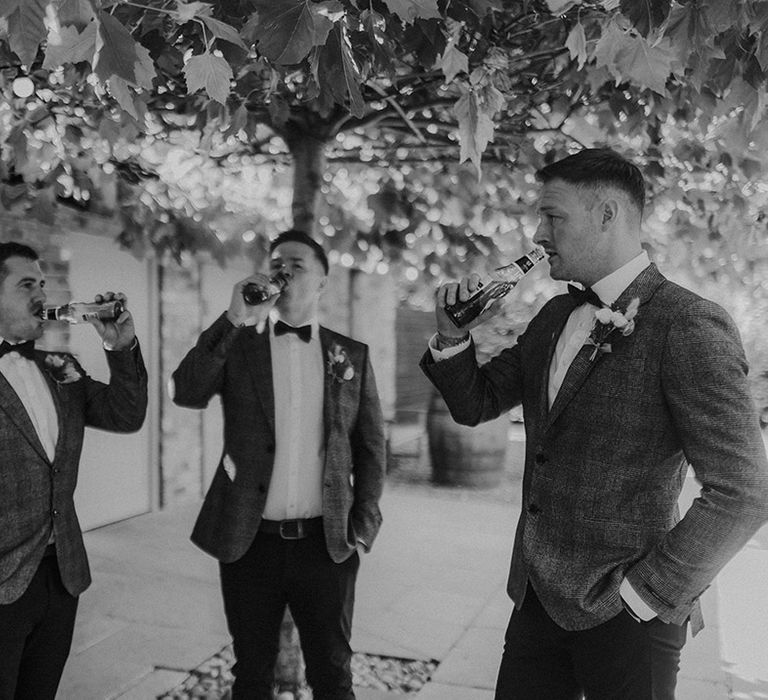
[620,578,657,621]
[103,337,138,352]
[428,333,471,361]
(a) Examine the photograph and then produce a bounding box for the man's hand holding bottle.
[435,273,488,337]
[227,273,281,328]
[90,292,135,351]
[434,248,546,349]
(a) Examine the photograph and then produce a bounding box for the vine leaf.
[174,1,212,24]
[382,0,440,24]
[565,22,587,70]
[455,87,494,177]
[315,24,364,117]
[184,52,233,104]
[200,16,248,51]
[94,11,138,84]
[440,38,469,83]
[251,0,340,65]
[43,22,97,70]
[6,0,47,66]
[615,34,678,95]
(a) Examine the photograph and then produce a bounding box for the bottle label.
[517,257,535,274]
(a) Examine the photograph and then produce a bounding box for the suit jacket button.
[258,484,266,494]
[266,444,275,454]
[527,503,540,515]
[535,453,547,465]
[52,509,59,517]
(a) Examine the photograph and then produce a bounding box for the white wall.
[60,233,157,530]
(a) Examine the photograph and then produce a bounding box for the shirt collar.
[591,251,650,307]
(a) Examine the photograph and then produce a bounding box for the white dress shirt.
[547,252,650,408]
[0,339,58,461]
[262,315,326,521]
[430,252,657,620]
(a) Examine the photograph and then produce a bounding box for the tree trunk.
[272,119,329,699]
[283,121,327,235]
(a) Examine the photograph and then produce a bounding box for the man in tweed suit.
[421,149,768,699]
[172,230,385,700]
[0,242,148,699]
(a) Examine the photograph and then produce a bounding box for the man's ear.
[601,199,619,228]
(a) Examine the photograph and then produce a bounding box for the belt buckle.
[279,519,304,540]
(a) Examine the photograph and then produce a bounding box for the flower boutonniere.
[327,342,355,383]
[43,353,84,384]
[586,297,640,361]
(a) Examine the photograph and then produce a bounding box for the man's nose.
[533,224,546,246]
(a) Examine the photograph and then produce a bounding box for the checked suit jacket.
[0,344,148,604]
[422,264,768,633]
[171,313,386,564]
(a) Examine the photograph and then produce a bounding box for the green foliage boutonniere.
[586,297,640,361]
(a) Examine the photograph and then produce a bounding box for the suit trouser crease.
[219,529,359,700]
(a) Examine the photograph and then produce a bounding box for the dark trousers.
[219,528,360,700]
[495,585,687,700]
[0,551,79,700]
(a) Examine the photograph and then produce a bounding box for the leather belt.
[258,517,323,540]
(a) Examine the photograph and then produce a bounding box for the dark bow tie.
[567,284,604,308]
[0,340,35,360]
[274,320,311,343]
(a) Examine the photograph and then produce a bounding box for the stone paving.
[56,442,768,699]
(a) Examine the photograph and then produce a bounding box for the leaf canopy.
[0,0,765,290]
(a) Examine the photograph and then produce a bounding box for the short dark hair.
[537,148,646,214]
[0,242,38,282]
[269,229,329,275]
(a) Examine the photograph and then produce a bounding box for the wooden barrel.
[426,393,508,488]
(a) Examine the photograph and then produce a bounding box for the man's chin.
[27,324,45,341]
[547,257,565,280]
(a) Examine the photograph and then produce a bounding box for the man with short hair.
[0,241,148,699]
[172,229,386,700]
[422,149,768,699]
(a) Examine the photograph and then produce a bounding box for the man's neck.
[275,309,315,327]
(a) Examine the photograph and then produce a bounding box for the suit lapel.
[35,353,66,464]
[537,299,576,428]
[547,344,596,427]
[546,264,666,427]
[241,323,276,433]
[319,327,333,446]
[0,356,53,463]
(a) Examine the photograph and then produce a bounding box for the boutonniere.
[327,342,355,383]
[43,353,84,384]
[586,297,640,361]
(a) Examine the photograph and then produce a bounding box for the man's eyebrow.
[16,275,41,285]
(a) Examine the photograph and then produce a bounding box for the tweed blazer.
[422,265,768,633]
[0,344,148,604]
[172,313,386,564]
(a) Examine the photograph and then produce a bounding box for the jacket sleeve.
[419,335,526,427]
[83,339,148,432]
[349,349,386,551]
[171,312,242,409]
[626,297,768,621]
